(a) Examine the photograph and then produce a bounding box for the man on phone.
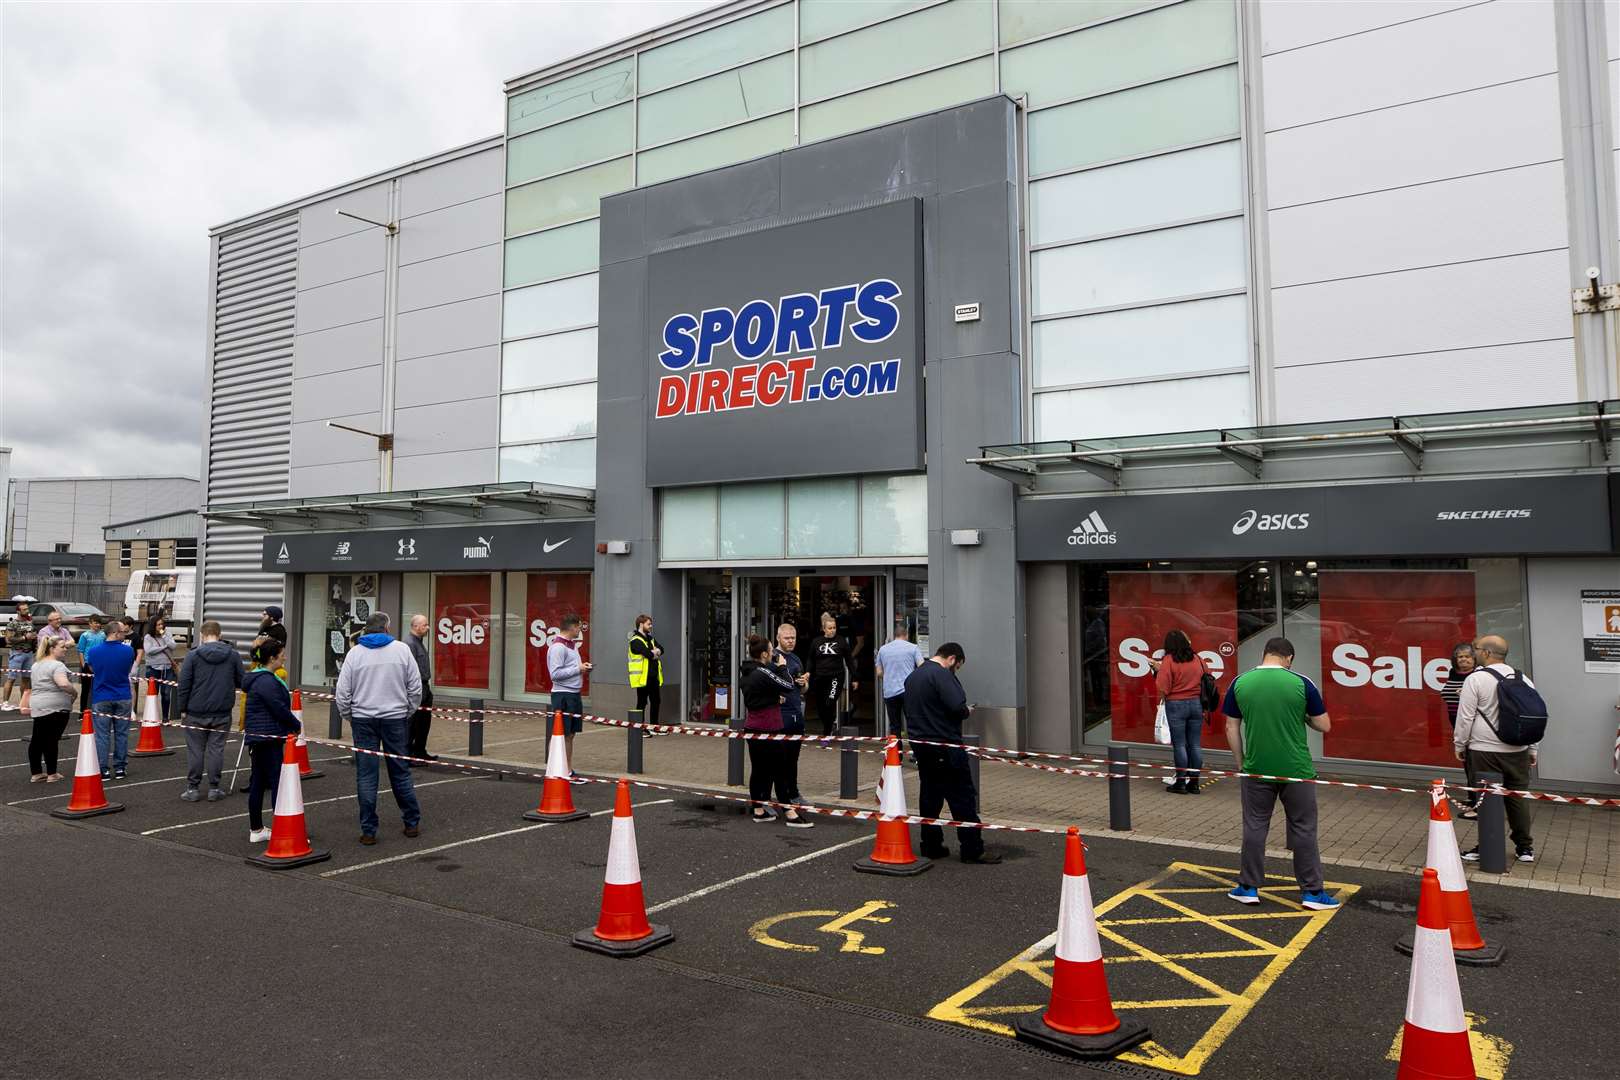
[903,643,999,865]
[546,614,592,784]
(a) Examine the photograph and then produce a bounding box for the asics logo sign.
[1067,510,1117,545]
[1232,510,1310,536]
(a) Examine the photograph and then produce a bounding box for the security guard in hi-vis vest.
[627,614,665,737]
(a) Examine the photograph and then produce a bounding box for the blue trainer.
[1300,891,1340,911]
[1227,886,1259,905]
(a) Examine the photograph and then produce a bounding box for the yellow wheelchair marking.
[927,862,1358,1075]
[749,900,897,955]
[1386,1011,1513,1078]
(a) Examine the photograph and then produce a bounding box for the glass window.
[860,474,926,556]
[661,486,719,560]
[638,53,794,147]
[1000,0,1161,45]
[403,574,430,635]
[502,571,594,704]
[501,384,598,443]
[719,481,785,558]
[503,273,598,339]
[638,5,794,94]
[1031,142,1242,246]
[175,539,198,567]
[1032,217,1246,316]
[502,327,598,391]
[506,103,634,186]
[800,0,994,101]
[119,541,131,569]
[504,220,600,288]
[498,438,597,487]
[299,573,381,687]
[1029,65,1240,176]
[509,58,635,137]
[429,573,498,695]
[505,157,632,237]
[800,0,934,43]
[800,57,996,142]
[1034,372,1252,440]
[1001,0,1237,108]
[787,477,860,557]
[636,113,796,186]
[1034,295,1249,388]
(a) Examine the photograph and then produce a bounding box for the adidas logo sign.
[1067,510,1118,546]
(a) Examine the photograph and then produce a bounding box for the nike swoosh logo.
[541,538,570,554]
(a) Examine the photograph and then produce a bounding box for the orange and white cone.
[52,711,125,820]
[573,778,674,956]
[523,711,588,822]
[130,678,174,756]
[854,737,932,876]
[246,734,331,869]
[1396,781,1503,966]
[1396,868,1477,1080]
[287,690,324,780]
[1014,827,1150,1059]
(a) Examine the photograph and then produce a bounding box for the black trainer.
[961,849,1003,865]
[1516,846,1535,863]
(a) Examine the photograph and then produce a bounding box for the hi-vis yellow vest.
[628,633,661,688]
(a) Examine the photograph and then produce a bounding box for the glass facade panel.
[859,474,926,556]
[502,571,594,704]
[502,327,598,391]
[800,0,934,43]
[800,57,996,142]
[1032,217,1246,315]
[636,112,796,185]
[800,0,994,101]
[498,438,597,487]
[1000,0,1237,108]
[719,481,785,558]
[508,58,635,137]
[1030,142,1242,245]
[504,220,600,288]
[429,573,498,695]
[638,5,794,93]
[505,157,632,237]
[1028,65,1240,176]
[500,384,598,442]
[1034,372,1252,440]
[999,0,1161,45]
[502,273,598,339]
[786,477,860,557]
[1033,295,1248,387]
[638,53,794,146]
[506,103,634,186]
[661,487,720,560]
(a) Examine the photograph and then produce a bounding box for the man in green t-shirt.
[1221,636,1339,911]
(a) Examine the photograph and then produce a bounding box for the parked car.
[28,602,109,640]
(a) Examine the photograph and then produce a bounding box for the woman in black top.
[241,639,302,845]
[807,613,857,737]
[740,635,811,827]
[1440,642,1480,815]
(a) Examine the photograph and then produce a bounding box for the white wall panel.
[292,318,384,379]
[395,346,500,409]
[392,448,501,490]
[289,461,379,499]
[399,147,502,218]
[297,227,386,290]
[397,294,501,359]
[1258,0,1472,55]
[396,244,501,313]
[290,366,383,423]
[290,412,382,467]
[394,397,501,457]
[294,272,384,333]
[399,194,503,266]
[298,184,390,247]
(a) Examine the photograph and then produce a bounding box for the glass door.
[683,570,734,726]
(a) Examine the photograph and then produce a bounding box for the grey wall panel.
[290,412,383,467]
[925,183,1018,362]
[599,188,646,267]
[395,346,500,408]
[779,121,935,217]
[399,147,503,219]
[594,261,646,400]
[1259,0,1471,55]
[391,447,500,489]
[396,244,501,313]
[1527,558,1620,789]
[292,318,384,379]
[397,294,501,359]
[298,183,390,247]
[290,365,383,423]
[393,397,500,457]
[295,272,385,333]
[297,227,387,291]
[399,194,503,266]
[289,460,380,498]
[641,156,781,248]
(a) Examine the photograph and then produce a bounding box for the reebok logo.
[1067,510,1117,546]
[275,543,290,563]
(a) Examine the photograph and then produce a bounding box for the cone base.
[523,808,589,823]
[572,923,674,957]
[245,848,332,870]
[298,769,326,780]
[51,802,125,820]
[853,854,932,876]
[1395,931,1506,967]
[130,748,175,757]
[1014,1012,1150,1061]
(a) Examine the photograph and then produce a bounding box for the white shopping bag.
[1153,702,1171,745]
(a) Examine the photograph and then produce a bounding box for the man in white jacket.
[336,612,423,845]
[1454,634,1537,864]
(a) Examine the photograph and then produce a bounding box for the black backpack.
[1198,671,1221,716]
[1479,668,1548,746]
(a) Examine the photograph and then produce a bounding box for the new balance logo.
[1067,510,1117,546]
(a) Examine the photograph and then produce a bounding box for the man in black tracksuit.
[903,642,999,864]
[407,614,436,760]
[176,620,246,800]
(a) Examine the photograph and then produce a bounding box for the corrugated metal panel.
[203,214,298,646]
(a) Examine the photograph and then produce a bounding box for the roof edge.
[102,510,201,531]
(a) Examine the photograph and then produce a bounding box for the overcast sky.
[0,0,714,480]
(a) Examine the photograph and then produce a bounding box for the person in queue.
[176,620,245,802]
[808,612,855,737]
[904,643,999,864]
[406,613,437,761]
[774,621,811,807]
[37,609,75,652]
[546,613,592,783]
[874,621,924,739]
[1440,642,1480,818]
[627,613,666,737]
[76,613,107,710]
[85,618,137,781]
[242,639,300,844]
[740,634,810,826]
[142,613,179,719]
[2,597,38,711]
[335,612,423,846]
[1156,629,1209,795]
[1455,634,1538,864]
[26,635,75,783]
[255,606,288,651]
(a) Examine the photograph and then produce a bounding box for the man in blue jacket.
[904,643,1000,865]
[85,619,138,780]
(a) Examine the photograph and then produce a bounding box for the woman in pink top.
[1155,629,1208,794]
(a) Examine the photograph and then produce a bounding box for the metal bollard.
[727,709,744,787]
[1108,744,1132,831]
[627,708,644,774]
[467,698,484,757]
[840,739,859,799]
[1477,771,1506,873]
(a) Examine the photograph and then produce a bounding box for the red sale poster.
[1317,570,1475,766]
[524,574,592,694]
[433,575,491,689]
[1107,572,1238,749]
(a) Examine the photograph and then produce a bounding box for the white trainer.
[248,827,272,843]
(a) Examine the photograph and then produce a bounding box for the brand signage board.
[643,199,925,487]
[1017,475,1613,561]
[261,520,594,573]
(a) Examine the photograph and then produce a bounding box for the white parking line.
[6,753,349,804]
[138,776,480,834]
[320,798,674,877]
[644,834,870,915]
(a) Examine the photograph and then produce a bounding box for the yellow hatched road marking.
[1387,1011,1514,1078]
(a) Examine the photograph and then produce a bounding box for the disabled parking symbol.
[749,900,897,956]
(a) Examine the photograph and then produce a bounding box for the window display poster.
[524,574,591,694]
[433,575,491,690]
[1316,570,1475,766]
[1582,589,1620,674]
[1107,572,1238,749]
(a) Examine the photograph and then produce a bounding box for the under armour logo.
[398,539,416,556]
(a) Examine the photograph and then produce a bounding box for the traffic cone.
[523,711,588,822]
[573,778,675,957]
[1015,827,1150,1059]
[854,737,931,876]
[288,690,324,780]
[1396,868,1477,1080]
[130,678,174,757]
[246,735,331,869]
[1396,781,1504,966]
[52,711,125,820]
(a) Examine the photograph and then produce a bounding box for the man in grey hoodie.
[335,611,423,844]
[175,620,246,801]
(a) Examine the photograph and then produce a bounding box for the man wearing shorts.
[546,614,592,785]
[2,598,38,710]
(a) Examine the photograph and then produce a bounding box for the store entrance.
[740,573,883,734]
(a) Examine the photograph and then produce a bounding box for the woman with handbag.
[1155,629,1208,794]
[740,635,813,827]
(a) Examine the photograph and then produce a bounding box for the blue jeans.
[350,713,420,837]
[93,699,133,772]
[141,666,175,719]
[1165,698,1204,779]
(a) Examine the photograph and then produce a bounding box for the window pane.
[506,103,633,186]
[504,273,598,339]
[1031,142,1242,245]
[800,0,933,43]
[661,487,719,560]
[1034,373,1251,440]
[1033,295,1249,387]
[499,438,597,487]
[503,327,598,391]
[1032,218,1246,315]
[430,573,496,694]
[787,477,859,557]
[860,474,926,556]
[719,482,785,558]
[800,57,996,142]
[1029,65,1240,176]
[509,58,635,137]
[504,220,599,289]
[637,113,796,186]
[501,384,598,442]
[1000,0,1161,45]
[1001,0,1237,108]
[505,157,632,236]
[638,54,794,147]
[801,0,994,101]
[639,5,794,93]
[503,571,595,704]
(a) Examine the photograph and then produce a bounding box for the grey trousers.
[1467,748,1535,849]
[185,713,231,789]
[1239,777,1323,893]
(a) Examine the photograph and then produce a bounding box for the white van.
[125,568,196,629]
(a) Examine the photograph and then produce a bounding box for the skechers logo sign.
[1232,510,1310,536]
[1435,509,1532,521]
[1067,510,1117,545]
[655,280,902,418]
